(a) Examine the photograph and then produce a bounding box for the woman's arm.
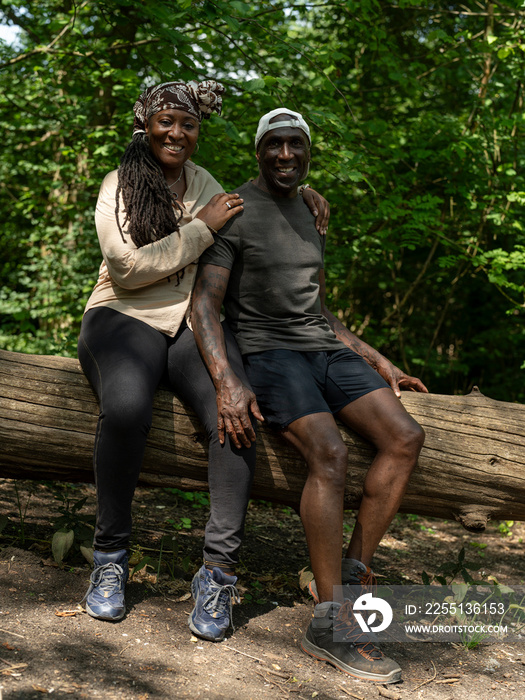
[301,185,330,235]
[95,172,242,290]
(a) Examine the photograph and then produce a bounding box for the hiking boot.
[84,549,128,621]
[308,557,376,604]
[300,601,401,683]
[189,565,240,642]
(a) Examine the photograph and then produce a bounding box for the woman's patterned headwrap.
[132,80,224,134]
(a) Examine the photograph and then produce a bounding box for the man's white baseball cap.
[255,108,311,150]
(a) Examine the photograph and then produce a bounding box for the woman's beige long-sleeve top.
[83,160,223,336]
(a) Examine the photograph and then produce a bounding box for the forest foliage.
[0,0,524,402]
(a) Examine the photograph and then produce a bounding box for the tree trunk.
[1,349,524,532]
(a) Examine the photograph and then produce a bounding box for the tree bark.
[1,349,524,532]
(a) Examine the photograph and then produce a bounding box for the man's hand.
[216,372,264,448]
[375,359,429,398]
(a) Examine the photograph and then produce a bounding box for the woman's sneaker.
[189,565,240,642]
[84,549,128,621]
[300,601,401,683]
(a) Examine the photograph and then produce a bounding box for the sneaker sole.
[300,636,402,684]
[188,616,226,642]
[85,603,126,622]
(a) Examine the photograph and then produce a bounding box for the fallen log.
[1,349,524,532]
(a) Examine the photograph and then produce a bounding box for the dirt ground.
[1,479,525,700]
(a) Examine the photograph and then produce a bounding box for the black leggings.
[78,307,256,566]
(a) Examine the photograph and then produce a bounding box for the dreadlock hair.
[115,132,182,248]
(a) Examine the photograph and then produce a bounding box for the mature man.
[191,108,427,683]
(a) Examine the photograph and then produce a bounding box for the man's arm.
[191,263,263,448]
[318,270,428,397]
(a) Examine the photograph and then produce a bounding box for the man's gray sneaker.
[300,601,401,683]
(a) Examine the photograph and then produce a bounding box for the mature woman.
[78,80,328,641]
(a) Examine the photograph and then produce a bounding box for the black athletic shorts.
[243,347,389,429]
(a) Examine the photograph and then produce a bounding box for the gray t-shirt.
[199,181,345,355]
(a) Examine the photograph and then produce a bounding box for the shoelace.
[204,581,241,630]
[334,601,384,661]
[354,567,377,595]
[88,563,125,596]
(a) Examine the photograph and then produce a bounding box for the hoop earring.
[194,142,200,154]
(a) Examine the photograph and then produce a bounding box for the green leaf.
[451,583,469,602]
[495,584,515,596]
[243,78,266,93]
[224,121,242,142]
[52,528,75,564]
[80,544,94,565]
[229,1,250,15]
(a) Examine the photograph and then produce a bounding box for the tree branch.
[381,236,440,325]
[0,36,162,71]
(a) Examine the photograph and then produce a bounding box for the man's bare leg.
[280,412,348,603]
[283,402,408,683]
[336,387,425,567]
[289,408,404,684]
